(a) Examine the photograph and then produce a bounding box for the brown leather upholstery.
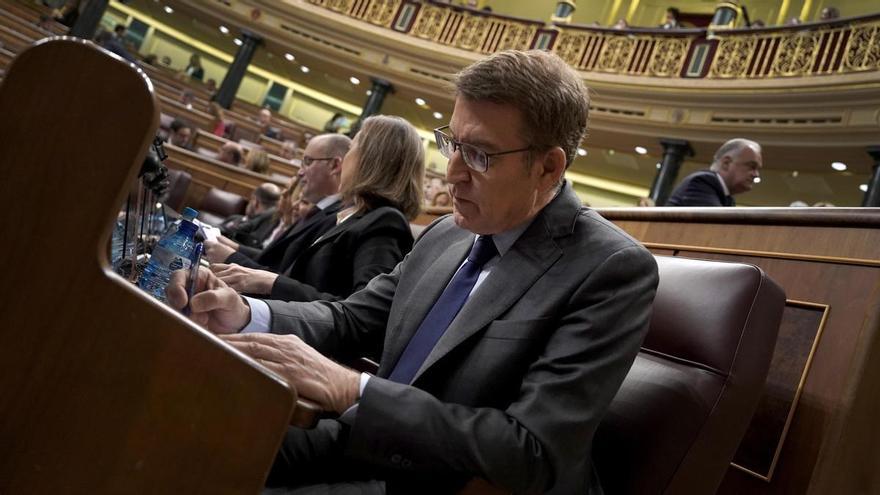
[164,168,191,212]
[593,255,785,495]
[198,187,247,226]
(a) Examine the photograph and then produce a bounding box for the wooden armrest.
[290,397,324,429]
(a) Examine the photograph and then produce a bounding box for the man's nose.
[446,148,470,184]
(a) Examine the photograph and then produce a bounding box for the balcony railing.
[306,0,880,80]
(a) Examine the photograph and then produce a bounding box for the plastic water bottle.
[138,207,200,302]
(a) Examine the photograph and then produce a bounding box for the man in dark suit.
[220,183,282,249]
[666,138,763,206]
[202,134,351,273]
[169,50,658,494]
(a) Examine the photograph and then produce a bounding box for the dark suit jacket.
[269,206,413,303]
[220,209,278,249]
[266,182,659,494]
[666,170,735,206]
[226,200,341,272]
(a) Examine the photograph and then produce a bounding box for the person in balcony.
[819,6,840,21]
[666,138,763,207]
[661,7,681,29]
[613,18,629,29]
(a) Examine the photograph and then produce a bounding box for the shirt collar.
[714,172,731,196]
[315,194,341,210]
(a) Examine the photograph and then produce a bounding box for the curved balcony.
[307,0,880,85]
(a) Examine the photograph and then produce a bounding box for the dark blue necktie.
[388,235,498,384]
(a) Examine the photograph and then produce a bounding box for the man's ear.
[719,155,732,172]
[537,147,567,191]
[330,156,343,176]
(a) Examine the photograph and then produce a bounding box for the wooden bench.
[164,143,287,210]
[191,130,299,181]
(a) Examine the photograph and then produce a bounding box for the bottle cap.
[181,207,199,221]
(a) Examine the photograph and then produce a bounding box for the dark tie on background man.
[388,235,498,384]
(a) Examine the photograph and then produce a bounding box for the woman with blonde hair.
[212,114,424,302]
[244,148,270,174]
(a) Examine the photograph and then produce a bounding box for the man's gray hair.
[710,138,762,171]
[455,49,590,168]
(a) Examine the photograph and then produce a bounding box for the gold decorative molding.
[306,0,880,82]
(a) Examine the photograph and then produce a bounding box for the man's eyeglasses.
[301,156,336,167]
[433,125,532,173]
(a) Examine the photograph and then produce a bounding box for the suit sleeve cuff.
[240,296,271,333]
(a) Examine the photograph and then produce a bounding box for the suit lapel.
[411,219,562,383]
[379,233,473,376]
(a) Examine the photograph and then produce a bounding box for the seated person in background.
[425,177,448,206]
[666,138,762,206]
[167,119,193,149]
[280,140,298,161]
[258,108,282,140]
[217,142,244,166]
[205,78,217,94]
[169,50,658,494]
[208,102,228,137]
[180,89,195,110]
[203,134,350,273]
[220,183,281,248]
[95,26,136,63]
[210,114,422,302]
[432,190,451,207]
[184,53,204,81]
[613,18,629,29]
[244,149,270,174]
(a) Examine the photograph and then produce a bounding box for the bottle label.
[151,245,192,272]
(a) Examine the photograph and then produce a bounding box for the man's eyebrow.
[448,127,496,150]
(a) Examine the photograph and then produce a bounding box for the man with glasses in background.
[203,134,350,273]
[170,50,658,494]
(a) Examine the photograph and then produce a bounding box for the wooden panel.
[0,38,294,494]
[597,207,880,495]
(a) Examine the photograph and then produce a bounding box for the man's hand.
[217,235,240,250]
[211,263,279,295]
[204,239,236,263]
[220,333,360,414]
[167,267,251,334]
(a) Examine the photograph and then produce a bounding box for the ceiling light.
[754,177,762,183]
[366,89,372,96]
[656,162,662,169]
[233,38,242,46]
[860,184,869,192]
[577,148,587,157]
[349,77,360,85]
[433,111,443,119]
[285,53,295,61]
[415,97,426,106]
[300,66,310,73]
[608,149,615,156]
[634,146,647,155]
[831,161,847,171]
[219,25,229,34]
[792,170,799,178]
[164,5,173,13]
